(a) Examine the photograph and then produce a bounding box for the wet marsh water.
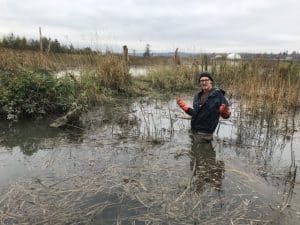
[0,96,299,224]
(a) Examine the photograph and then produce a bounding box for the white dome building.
[214,54,223,59]
[227,53,242,60]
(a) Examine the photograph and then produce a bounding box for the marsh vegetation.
[0,47,299,224]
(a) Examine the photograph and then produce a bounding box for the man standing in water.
[177,71,229,192]
[176,71,231,140]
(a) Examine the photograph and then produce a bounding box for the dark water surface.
[0,97,299,224]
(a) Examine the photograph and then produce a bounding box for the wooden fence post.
[174,48,181,65]
[39,27,43,52]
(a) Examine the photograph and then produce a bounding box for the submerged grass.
[0,156,282,225]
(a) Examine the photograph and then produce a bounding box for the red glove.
[219,104,231,119]
[176,98,189,111]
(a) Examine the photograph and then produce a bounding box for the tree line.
[0,33,95,54]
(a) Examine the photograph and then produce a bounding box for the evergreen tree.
[143,44,151,57]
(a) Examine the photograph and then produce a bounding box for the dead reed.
[0,48,88,71]
[0,159,282,225]
[213,59,300,113]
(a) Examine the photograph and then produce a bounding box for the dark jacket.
[185,87,229,134]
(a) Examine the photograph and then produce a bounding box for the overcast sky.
[0,0,299,53]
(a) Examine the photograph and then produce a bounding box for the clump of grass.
[76,69,115,107]
[95,54,132,94]
[145,65,197,92]
[76,54,137,106]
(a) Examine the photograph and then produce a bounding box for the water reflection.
[234,104,298,178]
[233,103,299,214]
[129,66,149,77]
[190,134,225,193]
[0,120,84,155]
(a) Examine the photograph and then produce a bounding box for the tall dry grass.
[212,59,300,113]
[145,64,198,92]
[0,47,104,71]
[78,53,133,106]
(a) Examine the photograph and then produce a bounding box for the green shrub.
[0,70,75,120]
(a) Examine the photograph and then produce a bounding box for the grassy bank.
[0,49,138,121]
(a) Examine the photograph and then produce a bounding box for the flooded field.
[0,96,299,225]
[55,66,150,79]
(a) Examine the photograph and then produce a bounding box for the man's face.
[199,77,212,92]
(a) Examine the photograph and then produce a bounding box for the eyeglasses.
[199,79,210,83]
